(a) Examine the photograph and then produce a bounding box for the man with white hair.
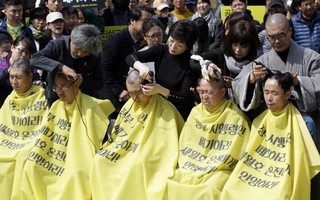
[31,24,103,106]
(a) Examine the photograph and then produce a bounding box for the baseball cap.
[46,12,64,23]
[153,0,169,10]
[270,0,284,7]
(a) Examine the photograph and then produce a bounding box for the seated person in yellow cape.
[164,72,251,200]
[21,72,115,200]
[89,69,185,200]
[221,71,320,200]
[0,59,48,200]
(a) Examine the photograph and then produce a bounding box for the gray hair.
[126,69,142,86]
[71,24,101,53]
[11,58,32,74]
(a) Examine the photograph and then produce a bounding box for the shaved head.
[265,13,292,52]
[266,13,290,30]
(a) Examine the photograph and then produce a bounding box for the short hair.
[60,6,79,18]
[71,24,101,52]
[142,18,163,35]
[229,0,246,4]
[195,0,210,5]
[4,0,22,7]
[197,75,225,90]
[128,8,142,24]
[11,58,32,74]
[223,20,260,61]
[54,71,68,82]
[126,69,142,85]
[13,36,36,55]
[128,6,153,24]
[29,7,48,22]
[263,71,294,92]
[169,20,198,50]
[298,0,315,6]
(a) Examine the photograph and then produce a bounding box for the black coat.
[30,36,103,105]
[99,27,140,111]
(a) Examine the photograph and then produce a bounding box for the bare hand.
[249,63,268,84]
[223,76,233,88]
[203,60,222,79]
[141,83,160,96]
[288,72,299,86]
[61,65,77,81]
[118,90,130,102]
[33,80,43,86]
[134,61,152,82]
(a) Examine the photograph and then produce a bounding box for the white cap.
[46,12,64,23]
[153,0,169,10]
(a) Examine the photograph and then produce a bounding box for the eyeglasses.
[53,81,74,92]
[14,46,31,57]
[145,32,163,40]
[267,29,290,43]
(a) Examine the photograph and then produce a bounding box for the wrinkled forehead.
[9,67,25,76]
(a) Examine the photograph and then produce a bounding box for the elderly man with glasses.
[21,71,115,199]
[232,13,320,199]
[233,13,320,143]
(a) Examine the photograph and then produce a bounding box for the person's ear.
[220,87,226,97]
[74,75,83,88]
[28,72,33,80]
[286,90,291,100]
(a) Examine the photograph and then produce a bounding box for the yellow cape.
[0,85,48,200]
[221,103,320,200]
[90,94,184,200]
[21,91,115,200]
[165,99,251,200]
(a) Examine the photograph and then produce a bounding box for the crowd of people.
[0,0,320,199]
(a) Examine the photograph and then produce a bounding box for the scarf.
[224,54,251,77]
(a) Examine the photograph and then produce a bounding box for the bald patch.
[266,13,289,30]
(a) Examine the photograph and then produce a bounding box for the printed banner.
[21,91,114,200]
[221,103,320,199]
[90,94,185,200]
[63,0,105,8]
[100,25,127,46]
[165,99,251,200]
[221,5,265,23]
[0,85,48,200]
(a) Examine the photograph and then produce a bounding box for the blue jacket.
[0,17,35,45]
[291,11,320,51]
